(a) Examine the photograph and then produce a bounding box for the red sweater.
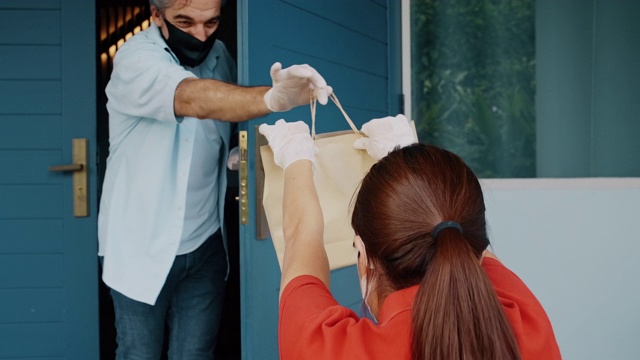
[279,257,561,359]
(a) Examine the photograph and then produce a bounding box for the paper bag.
[260,95,415,270]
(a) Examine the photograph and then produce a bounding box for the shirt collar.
[377,285,419,324]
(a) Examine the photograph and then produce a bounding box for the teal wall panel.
[0,115,62,149]
[0,254,64,288]
[537,0,640,177]
[0,10,61,44]
[280,0,387,43]
[0,220,63,253]
[0,80,62,114]
[591,0,640,176]
[0,1,60,9]
[0,288,65,322]
[0,185,63,218]
[0,0,98,357]
[536,0,593,177]
[0,323,65,358]
[268,2,388,77]
[0,45,61,79]
[0,150,63,184]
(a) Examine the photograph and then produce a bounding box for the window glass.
[409,1,640,178]
[410,0,535,178]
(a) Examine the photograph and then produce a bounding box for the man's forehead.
[169,0,220,12]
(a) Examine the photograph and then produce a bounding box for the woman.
[259,116,561,360]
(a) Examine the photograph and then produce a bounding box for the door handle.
[48,138,89,217]
[49,164,83,172]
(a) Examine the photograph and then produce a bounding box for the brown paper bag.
[260,95,415,270]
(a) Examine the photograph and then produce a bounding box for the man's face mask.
[162,18,217,67]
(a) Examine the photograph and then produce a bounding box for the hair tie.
[432,221,463,240]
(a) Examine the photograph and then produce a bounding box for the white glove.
[263,62,333,112]
[259,119,316,169]
[353,114,418,160]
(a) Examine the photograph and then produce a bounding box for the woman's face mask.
[162,18,217,67]
[355,236,376,321]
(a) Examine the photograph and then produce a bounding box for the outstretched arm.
[281,160,330,297]
[175,78,270,122]
[176,62,332,122]
[258,120,330,299]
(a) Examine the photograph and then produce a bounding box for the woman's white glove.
[263,62,333,112]
[353,114,418,160]
[259,119,316,169]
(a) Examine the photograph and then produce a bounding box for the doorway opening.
[95,1,240,358]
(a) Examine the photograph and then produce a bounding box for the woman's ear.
[354,235,369,273]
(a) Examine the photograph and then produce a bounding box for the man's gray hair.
[149,0,178,12]
[150,0,223,12]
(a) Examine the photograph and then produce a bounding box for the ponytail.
[350,144,520,359]
[411,230,521,360]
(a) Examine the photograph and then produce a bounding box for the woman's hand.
[353,114,418,160]
[259,119,316,169]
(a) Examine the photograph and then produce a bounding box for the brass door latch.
[48,138,89,217]
[239,131,248,224]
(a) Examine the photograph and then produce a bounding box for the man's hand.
[263,62,333,112]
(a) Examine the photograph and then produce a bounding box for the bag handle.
[310,92,360,140]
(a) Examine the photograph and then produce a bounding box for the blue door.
[0,0,99,358]
[237,1,401,358]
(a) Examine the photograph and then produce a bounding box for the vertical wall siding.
[0,1,66,358]
[245,0,390,134]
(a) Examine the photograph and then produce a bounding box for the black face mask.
[163,18,217,67]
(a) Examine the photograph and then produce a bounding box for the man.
[98,0,332,358]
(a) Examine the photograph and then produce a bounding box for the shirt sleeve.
[279,275,381,360]
[105,35,196,123]
[482,258,562,360]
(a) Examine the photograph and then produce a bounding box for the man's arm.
[174,78,271,122]
[175,62,332,123]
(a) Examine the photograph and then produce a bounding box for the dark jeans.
[110,230,227,360]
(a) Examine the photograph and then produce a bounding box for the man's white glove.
[353,114,418,160]
[259,119,316,169]
[263,62,333,112]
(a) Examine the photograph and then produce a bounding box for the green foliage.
[411,0,536,178]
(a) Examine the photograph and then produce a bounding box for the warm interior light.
[109,45,117,59]
[102,12,152,59]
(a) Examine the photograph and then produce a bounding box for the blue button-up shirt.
[98,23,236,305]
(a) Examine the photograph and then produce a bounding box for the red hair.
[351,144,520,360]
